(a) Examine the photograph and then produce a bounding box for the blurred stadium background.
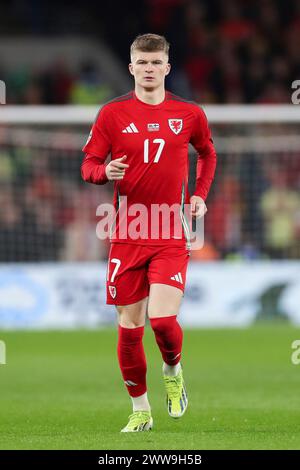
[0,0,300,450]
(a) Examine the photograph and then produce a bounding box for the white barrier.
[0,262,299,329]
[1,105,300,123]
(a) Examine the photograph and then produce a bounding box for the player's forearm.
[194,142,217,201]
[81,154,109,185]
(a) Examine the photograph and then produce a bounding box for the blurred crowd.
[0,125,299,262]
[0,136,111,261]
[194,139,300,261]
[1,0,300,104]
[4,61,115,105]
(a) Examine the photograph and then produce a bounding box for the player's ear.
[128,63,134,76]
[165,63,171,76]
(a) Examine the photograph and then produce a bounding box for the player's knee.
[119,319,145,328]
[116,301,146,328]
[149,315,177,335]
[117,309,145,329]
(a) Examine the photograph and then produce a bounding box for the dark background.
[0,0,299,104]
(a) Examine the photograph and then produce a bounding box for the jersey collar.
[133,90,170,110]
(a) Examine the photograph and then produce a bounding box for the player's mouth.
[144,77,155,81]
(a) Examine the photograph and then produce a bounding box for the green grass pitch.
[0,325,300,450]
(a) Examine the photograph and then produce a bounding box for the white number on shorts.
[108,258,121,282]
[143,138,165,163]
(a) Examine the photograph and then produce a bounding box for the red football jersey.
[82,90,217,246]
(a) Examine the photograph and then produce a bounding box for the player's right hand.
[105,155,129,180]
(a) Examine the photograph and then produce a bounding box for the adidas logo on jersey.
[122,123,139,133]
[170,272,183,284]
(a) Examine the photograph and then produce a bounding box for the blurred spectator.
[0,189,23,261]
[205,174,244,256]
[62,189,110,261]
[260,170,300,258]
[190,239,220,261]
[40,60,73,104]
[70,62,114,105]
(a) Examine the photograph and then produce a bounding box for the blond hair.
[130,33,170,58]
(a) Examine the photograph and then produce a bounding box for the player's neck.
[134,86,165,105]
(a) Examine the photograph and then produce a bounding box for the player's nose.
[145,64,154,73]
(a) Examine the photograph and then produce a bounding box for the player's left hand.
[190,195,207,218]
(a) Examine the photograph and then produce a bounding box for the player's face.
[129,51,171,90]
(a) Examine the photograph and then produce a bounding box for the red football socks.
[150,315,183,366]
[117,325,147,397]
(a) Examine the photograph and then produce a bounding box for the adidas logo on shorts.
[170,272,183,284]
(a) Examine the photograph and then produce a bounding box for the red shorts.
[106,243,190,305]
